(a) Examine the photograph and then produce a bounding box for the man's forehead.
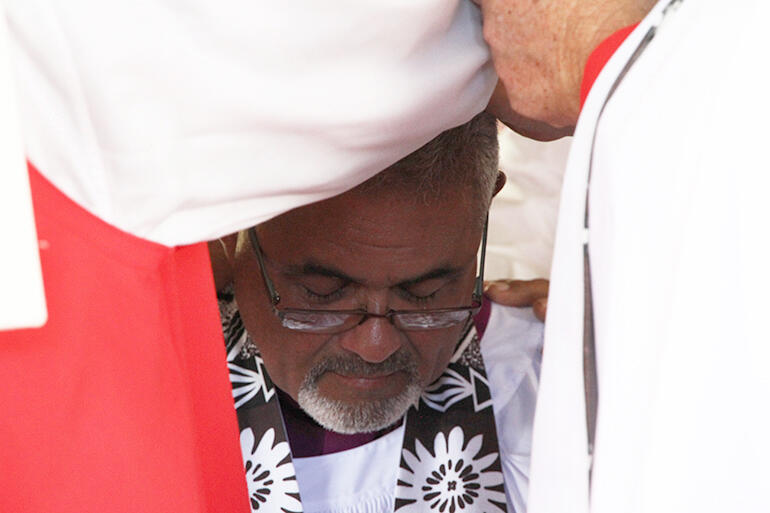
[280,258,465,287]
[269,189,475,240]
[249,188,481,282]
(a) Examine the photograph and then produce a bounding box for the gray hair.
[356,112,499,219]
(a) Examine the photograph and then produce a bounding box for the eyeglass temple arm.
[248,227,281,305]
[472,214,489,303]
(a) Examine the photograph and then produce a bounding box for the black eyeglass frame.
[247,214,488,332]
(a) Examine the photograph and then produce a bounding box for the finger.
[484,278,549,306]
[533,297,547,322]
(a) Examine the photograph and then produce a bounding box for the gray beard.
[297,350,422,434]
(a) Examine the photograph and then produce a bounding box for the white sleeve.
[5,0,495,245]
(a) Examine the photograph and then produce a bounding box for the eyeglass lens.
[278,308,476,333]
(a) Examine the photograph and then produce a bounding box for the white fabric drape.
[4,0,494,246]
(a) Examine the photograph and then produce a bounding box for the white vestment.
[3,0,494,246]
[529,1,770,512]
[1,0,494,329]
[290,303,542,513]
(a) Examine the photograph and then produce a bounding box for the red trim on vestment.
[0,164,249,512]
[580,24,639,108]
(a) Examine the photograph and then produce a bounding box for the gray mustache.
[307,350,418,382]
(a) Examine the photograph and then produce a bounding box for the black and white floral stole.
[219,290,509,513]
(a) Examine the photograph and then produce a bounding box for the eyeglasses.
[247,215,488,333]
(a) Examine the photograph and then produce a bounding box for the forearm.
[478,0,656,131]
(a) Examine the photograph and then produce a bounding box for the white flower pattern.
[422,368,493,413]
[222,293,509,513]
[229,356,275,409]
[240,427,302,513]
[397,426,506,512]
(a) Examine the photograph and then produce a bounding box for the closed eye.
[397,286,439,305]
[302,284,349,303]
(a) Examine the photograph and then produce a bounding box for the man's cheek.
[260,346,309,401]
[416,339,458,385]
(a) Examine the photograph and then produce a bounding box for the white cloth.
[529,1,770,512]
[0,4,46,330]
[293,302,543,513]
[4,0,494,246]
[487,128,571,280]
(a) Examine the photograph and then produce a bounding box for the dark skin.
[211,245,550,323]
[210,243,550,323]
[224,187,485,406]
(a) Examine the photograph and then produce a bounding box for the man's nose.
[337,315,405,364]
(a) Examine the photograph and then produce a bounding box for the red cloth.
[580,24,639,108]
[0,164,249,512]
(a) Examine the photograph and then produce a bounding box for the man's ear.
[220,233,238,261]
[492,171,507,198]
[208,234,238,292]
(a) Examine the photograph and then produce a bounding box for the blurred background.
[485,125,571,280]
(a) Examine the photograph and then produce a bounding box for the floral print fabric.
[219,290,508,513]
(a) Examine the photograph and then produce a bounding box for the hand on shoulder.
[484,279,549,322]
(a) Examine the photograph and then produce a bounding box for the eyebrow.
[284,262,463,287]
[286,263,357,283]
[396,267,462,288]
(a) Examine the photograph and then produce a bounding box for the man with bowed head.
[0,2,496,510]
[476,0,770,512]
[216,113,544,513]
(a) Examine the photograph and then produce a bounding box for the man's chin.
[297,377,422,435]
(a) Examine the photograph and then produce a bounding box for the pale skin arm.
[474,0,651,317]
[487,81,574,141]
[475,0,656,135]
